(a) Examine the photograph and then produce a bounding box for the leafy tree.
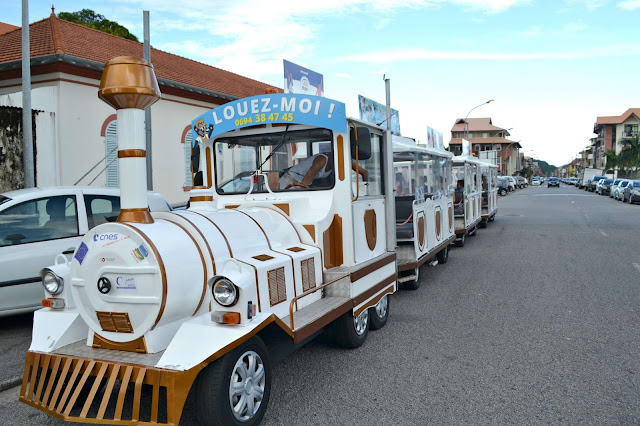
[618,135,640,178]
[58,9,138,41]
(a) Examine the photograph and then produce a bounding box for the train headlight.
[213,278,238,307]
[41,269,63,295]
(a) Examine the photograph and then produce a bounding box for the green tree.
[604,149,621,176]
[618,135,640,178]
[58,9,138,41]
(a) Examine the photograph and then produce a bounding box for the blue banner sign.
[192,94,346,140]
[284,59,324,96]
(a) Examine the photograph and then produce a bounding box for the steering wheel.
[285,182,309,190]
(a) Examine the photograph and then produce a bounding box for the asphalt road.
[1,183,639,425]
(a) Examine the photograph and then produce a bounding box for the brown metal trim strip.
[350,252,396,283]
[293,299,353,343]
[337,135,345,181]
[56,358,84,413]
[174,211,217,275]
[264,205,304,244]
[117,208,154,224]
[151,371,160,423]
[157,218,208,316]
[132,367,146,421]
[96,363,120,420]
[190,211,234,257]
[117,149,146,158]
[70,360,100,416]
[41,355,61,407]
[33,354,50,404]
[26,352,40,401]
[120,223,168,331]
[353,274,397,307]
[235,259,262,313]
[48,357,72,410]
[353,284,394,317]
[114,365,133,421]
[190,196,213,202]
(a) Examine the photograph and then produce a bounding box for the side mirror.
[350,127,371,160]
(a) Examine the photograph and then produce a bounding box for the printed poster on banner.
[358,95,400,136]
[284,60,324,97]
[191,94,346,139]
[427,126,444,150]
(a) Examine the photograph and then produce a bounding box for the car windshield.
[634,182,640,187]
[603,179,613,184]
[550,177,559,181]
[0,195,10,206]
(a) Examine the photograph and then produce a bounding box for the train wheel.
[334,309,369,348]
[479,219,487,228]
[196,337,271,426]
[403,268,420,290]
[436,246,449,264]
[488,216,495,222]
[369,295,389,330]
[454,233,465,247]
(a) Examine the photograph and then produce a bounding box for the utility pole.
[22,0,34,187]
[383,76,396,252]
[143,11,153,190]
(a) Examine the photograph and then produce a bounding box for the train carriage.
[479,161,498,227]
[451,141,483,247]
[19,57,398,426]
[393,136,455,289]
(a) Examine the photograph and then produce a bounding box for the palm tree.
[618,135,640,178]
[604,149,620,176]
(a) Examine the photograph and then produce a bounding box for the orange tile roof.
[595,108,640,125]
[451,117,507,133]
[450,137,518,144]
[0,22,19,35]
[0,14,275,99]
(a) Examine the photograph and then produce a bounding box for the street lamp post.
[464,99,494,140]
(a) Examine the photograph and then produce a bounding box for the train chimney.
[98,56,161,223]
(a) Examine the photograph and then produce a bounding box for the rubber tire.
[499,189,507,196]
[403,268,420,290]
[436,245,449,264]
[368,295,389,330]
[488,216,495,222]
[469,226,477,236]
[454,233,466,247]
[333,309,369,349]
[195,336,272,426]
[479,219,487,228]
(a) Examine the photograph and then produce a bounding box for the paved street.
[1,183,639,425]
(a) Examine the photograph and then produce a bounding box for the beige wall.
[1,72,219,204]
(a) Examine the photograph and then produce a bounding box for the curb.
[0,376,22,393]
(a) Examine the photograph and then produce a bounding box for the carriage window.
[354,133,383,197]
[214,128,334,194]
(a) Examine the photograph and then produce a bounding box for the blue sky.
[4,0,640,166]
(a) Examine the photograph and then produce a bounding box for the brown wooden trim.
[117,149,146,158]
[225,204,240,209]
[190,195,213,202]
[337,135,345,181]
[323,214,343,269]
[302,224,315,242]
[354,285,394,317]
[353,273,397,306]
[273,203,290,216]
[364,209,377,251]
[190,211,233,257]
[117,208,154,224]
[181,125,191,144]
[92,333,148,354]
[350,252,396,283]
[157,218,208,316]
[100,114,117,137]
[205,147,213,188]
[119,224,167,331]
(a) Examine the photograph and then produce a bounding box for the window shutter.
[184,131,193,187]
[105,121,119,187]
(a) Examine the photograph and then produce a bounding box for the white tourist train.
[19,57,499,426]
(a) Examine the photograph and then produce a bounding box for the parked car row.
[595,178,640,203]
[496,176,530,195]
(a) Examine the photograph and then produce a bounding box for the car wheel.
[368,295,389,330]
[196,337,271,426]
[333,309,369,348]
[499,188,507,196]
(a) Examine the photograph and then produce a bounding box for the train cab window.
[214,128,334,194]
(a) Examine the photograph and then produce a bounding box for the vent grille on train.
[96,312,134,333]
[268,267,286,306]
[301,258,316,292]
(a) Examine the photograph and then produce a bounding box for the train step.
[281,296,351,332]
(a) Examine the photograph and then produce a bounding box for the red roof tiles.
[0,14,275,99]
[595,108,640,125]
[0,22,19,35]
[451,117,507,133]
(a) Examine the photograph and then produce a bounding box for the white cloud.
[618,0,640,9]
[335,44,640,63]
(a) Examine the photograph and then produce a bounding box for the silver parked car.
[623,180,640,204]
[609,178,624,198]
[0,186,171,317]
[613,180,630,200]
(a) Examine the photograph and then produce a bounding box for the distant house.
[0,12,275,202]
[449,117,521,176]
[593,108,640,173]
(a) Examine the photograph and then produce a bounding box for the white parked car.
[531,178,542,186]
[0,186,171,317]
[503,176,517,191]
